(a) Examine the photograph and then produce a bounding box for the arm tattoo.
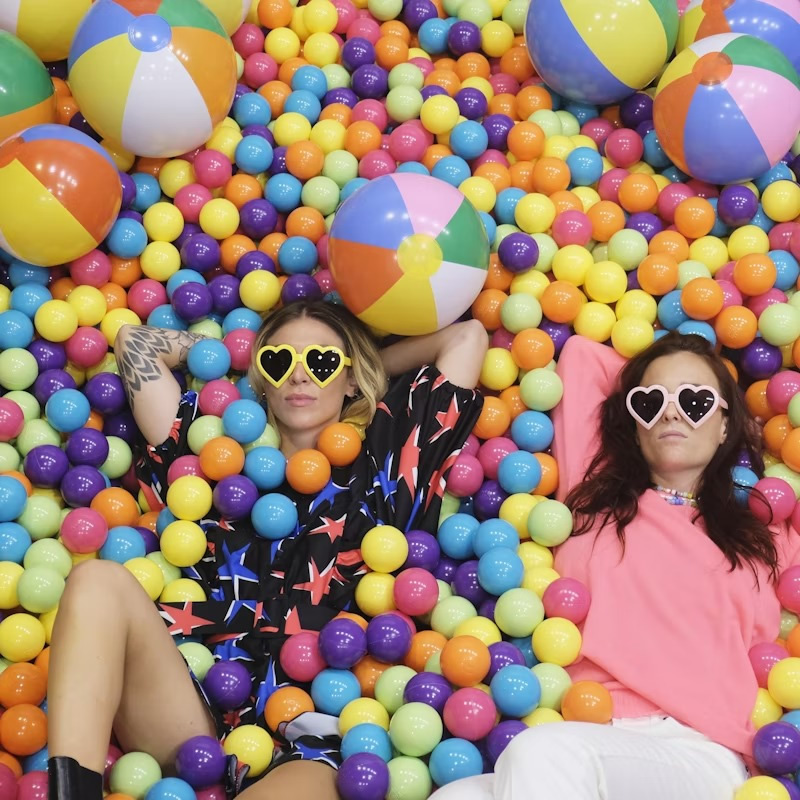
[116,327,207,413]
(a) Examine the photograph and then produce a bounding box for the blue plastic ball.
[494,188,525,225]
[418,17,449,53]
[233,92,272,128]
[10,285,51,319]
[477,547,524,595]
[510,410,553,452]
[45,388,91,433]
[497,450,542,495]
[251,493,298,539]
[223,308,262,334]
[0,477,27,522]
[284,89,322,123]
[566,147,603,186]
[106,217,148,258]
[148,304,188,330]
[508,635,538,667]
[292,65,328,99]
[311,668,362,715]
[656,289,689,330]
[235,135,274,175]
[489,664,541,717]
[99,526,146,563]
[449,120,488,161]
[0,310,34,349]
[265,174,303,213]
[436,513,479,560]
[243,446,287,491]
[131,172,161,212]
[772,250,799,292]
[144,777,197,800]
[8,261,49,287]
[676,320,715,344]
[341,723,393,762]
[222,399,267,444]
[278,236,318,275]
[0,522,32,563]
[428,738,483,786]
[187,339,232,382]
[473,518,519,557]
[431,155,471,187]
[166,269,206,300]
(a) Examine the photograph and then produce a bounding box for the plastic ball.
[336,753,390,800]
[361,525,408,573]
[109,752,162,798]
[388,702,443,757]
[175,735,226,789]
[223,725,274,778]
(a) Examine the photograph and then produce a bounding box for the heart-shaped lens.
[629,387,667,424]
[678,387,717,424]
[259,347,295,385]
[305,347,343,385]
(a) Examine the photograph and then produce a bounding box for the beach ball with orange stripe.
[67,0,237,159]
[0,125,122,267]
[654,33,800,185]
[0,0,94,62]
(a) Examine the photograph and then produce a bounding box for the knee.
[62,560,131,606]
[498,723,595,770]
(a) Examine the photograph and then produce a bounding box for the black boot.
[47,756,103,800]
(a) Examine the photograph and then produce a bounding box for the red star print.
[160,602,214,635]
[407,370,430,412]
[429,396,460,444]
[294,558,335,604]
[309,515,346,544]
[397,425,421,494]
[223,708,244,729]
[376,400,393,417]
[425,450,459,512]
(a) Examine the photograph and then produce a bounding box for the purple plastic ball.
[103,411,137,444]
[241,124,274,145]
[486,720,527,764]
[281,274,323,304]
[208,275,241,315]
[421,85,448,101]
[84,373,126,415]
[341,37,375,71]
[61,465,106,507]
[23,445,69,488]
[234,82,252,101]
[175,223,202,251]
[118,209,143,223]
[539,319,571,356]
[172,282,214,323]
[455,87,488,120]
[627,270,641,291]
[27,340,66,371]
[717,185,758,228]
[447,20,481,55]
[478,597,496,620]
[473,479,508,520]
[482,114,513,151]
[180,234,221,272]
[487,641,526,680]
[453,560,489,606]
[741,339,782,379]
[635,120,654,137]
[239,199,279,240]
[403,671,452,713]
[433,555,459,583]
[175,735,227,789]
[137,526,160,554]
[336,753,389,800]
[323,87,358,108]
[33,369,76,405]
[120,172,136,209]
[212,475,259,519]
[625,212,663,241]
[403,0,437,30]
[775,777,800,800]
[351,64,389,100]
[269,145,288,175]
[619,92,653,129]
[403,530,441,571]
[497,232,538,273]
[318,618,368,669]
[235,250,276,279]
[203,660,253,711]
[753,722,800,776]
[65,427,110,467]
[366,613,411,663]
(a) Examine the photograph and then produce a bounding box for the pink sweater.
[551,335,800,758]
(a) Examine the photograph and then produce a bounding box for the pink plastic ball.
[180,147,203,164]
[346,17,381,42]
[223,328,256,372]
[196,787,227,800]
[596,168,628,203]
[443,688,497,740]
[175,184,213,223]
[15,771,46,800]
[352,99,388,130]
[472,150,508,169]
[746,288,787,319]
[231,23,266,58]
[767,372,800,415]
[70,250,111,287]
[380,133,391,151]
[715,262,735,282]
[748,642,787,689]
[167,454,206,484]
[0,764,16,800]
[461,434,480,458]
[791,228,800,261]
[489,74,518,95]
[359,150,396,179]
[656,183,695,224]
[686,179,718,199]
[193,149,233,189]
[392,609,417,636]
[777,565,800,614]
[393,568,439,617]
[769,222,799,252]
[127,278,169,320]
[280,632,326,682]
[60,507,109,553]
[198,379,240,416]
[316,237,330,270]
[792,499,800,533]
[388,124,428,163]
[332,0,357,33]
[477,437,517,480]
[551,210,592,247]
[104,744,123,788]
[243,53,279,89]
[0,398,25,442]
[579,118,614,146]
[491,327,514,350]
[314,267,335,293]
[64,327,108,369]
[447,453,484,498]
[604,129,643,168]
[408,57,433,77]
[716,279,743,309]
[541,577,591,625]
[750,477,796,524]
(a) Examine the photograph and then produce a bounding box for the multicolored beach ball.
[524,0,679,105]
[0,0,93,62]
[328,174,490,336]
[199,0,250,35]
[0,32,55,144]
[0,125,121,267]
[677,0,800,73]
[654,33,800,185]
[68,0,237,158]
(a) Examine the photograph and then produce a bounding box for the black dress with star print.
[136,364,482,772]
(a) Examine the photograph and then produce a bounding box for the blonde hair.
[248,300,388,435]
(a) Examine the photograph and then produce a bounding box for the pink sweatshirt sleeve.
[551,335,626,502]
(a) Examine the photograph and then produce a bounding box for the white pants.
[430,716,749,800]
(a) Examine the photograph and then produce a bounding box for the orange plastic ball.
[424,69,460,96]
[484,255,513,292]
[285,207,326,242]
[224,174,263,208]
[259,232,287,262]
[550,190,583,216]
[508,160,535,192]
[285,448,332,494]
[380,20,411,42]
[763,414,791,458]
[534,453,558,496]
[0,704,47,756]
[680,277,723,320]
[344,121,382,159]
[561,681,613,723]
[50,277,76,300]
[473,396,511,440]
[540,281,584,324]
[0,753,21,779]
[499,386,527,420]
[375,36,409,69]
[714,305,757,349]
[85,410,105,431]
[258,81,292,117]
[787,625,800,657]
[637,253,679,296]
[336,611,369,630]
[515,85,552,118]
[259,0,293,27]
[220,235,256,274]
[511,328,555,370]
[139,511,160,532]
[285,141,325,180]
[499,45,534,82]
[439,635,491,687]
[782,428,800,472]
[34,647,50,682]
[673,197,715,239]
[648,230,690,261]
[51,77,70,98]
[264,686,315,732]
[455,53,490,80]
[199,436,245,481]
[134,157,166,177]
[471,288,507,331]
[733,253,777,297]
[532,157,570,195]
[474,162,511,193]
[0,664,47,708]
[488,93,518,119]
[744,380,774,421]
[586,201,625,242]
[617,174,658,214]
[109,256,143,288]
[1,472,31,496]
[90,487,140,527]
[100,283,128,311]
[794,337,800,370]
[320,103,352,127]
[317,423,362,467]
[352,655,391,698]
[506,122,544,162]
[404,630,447,673]
[55,96,79,125]
[279,57,308,87]
[422,143,452,171]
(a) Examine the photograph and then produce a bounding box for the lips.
[285,394,315,407]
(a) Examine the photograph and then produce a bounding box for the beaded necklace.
[651,484,698,508]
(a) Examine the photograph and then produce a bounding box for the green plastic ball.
[110,752,163,799]
[385,86,424,123]
[146,551,182,585]
[788,394,800,429]
[442,0,466,16]
[607,229,648,272]
[529,110,561,137]
[301,176,340,216]
[17,495,61,540]
[16,419,60,456]
[527,499,573,547]
[24,538,73,577]
[424,650,442,674]
[520,368,563,411]
[374,665,416,715]
[187,416,224,455]
[178,641,216,682]
[493,223,521,252]
[439,492,460,519]
[430,595,477,638]
[322,64,350,89]
[101,436,133,479]
[388,63,423,90]
[759,303,800,347]
[243,424,280,452]
[493,587,544,638]
[500,293,542,334]
[16,565,65,613]
[554,110,580,136]
[0,349,38,391]
[4,391,40,421]
[765,464,800,498]
[501,0,527,34]
[368,0,402,20]
[323,150,359,187]
[0,444,20,472]
[458,0,492,26]
[677,259,711,288]
[386,757,433,800]
[531,662,571,711]
[389,702,443,757]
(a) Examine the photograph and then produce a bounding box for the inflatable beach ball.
[654,33,800,185]
[678,0,800,73]
[199,0,249,35]
[328,174,490,336]
[0,0,93,62]
[0,124,122,267]
[68,0,237,158]
[0,32,55,143]
[524,0,679,105]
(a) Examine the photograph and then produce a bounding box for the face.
[261,317,358,435]
[633,352,728,485]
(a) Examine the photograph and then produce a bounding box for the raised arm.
[379,319,489,389]
[114,325,207,446]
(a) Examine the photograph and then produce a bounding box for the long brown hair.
[565,332,778,581]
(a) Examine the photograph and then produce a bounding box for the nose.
[662,400,680,423]
[288,360,308,385]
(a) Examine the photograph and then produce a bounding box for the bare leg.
[48,560,216,773]
[237,761,339,800]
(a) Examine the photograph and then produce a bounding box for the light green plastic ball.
[554,110,579,136]
[16,565,65,614]
[110,751,163,799]
[759,303,800,347]
[592,243,609,263]
[189,319,223,339]
[500,293,543,334]
[387,757,433,800]
[430,595,477,638]
[0,444,20,473]
[0,349,38,391]
[531,233,558,273]
[531,662,572,711]
[178,641,216,682]
[146,551,182,585]
[493,223,521,253]
[529,110,562,138]
[493,587,544,638]
[301,176,340,215]
[458,0,492,26]
[440,492,460,518]
[243,424,280,452]
[781,609,799,639]
[501,0,528,34]
[788,394,800,429]
[442,0,465,16]
[385,86,424,123]
[17,496,61,541]
[100,436,133,480]
[388,63,424,90]
[374,665,416,714]
[4,391,40,421]
[526,499,573,547]
[520,368,563,411]
[765,463,800,498]
[389,702,443,757]
[677,259,711,288]
[322,64,350,89]
[16,419,60,456]
[367,0,402,21]
[24,538,73,577]
[323,150,359,187]
[424,650,442,674]
[187,416,225,455]
[607,229,648,272]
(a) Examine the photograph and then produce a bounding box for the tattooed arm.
[114,325,207,446]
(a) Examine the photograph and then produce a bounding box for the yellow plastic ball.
[143,202,185,243]
[584,261,627,304]
[728,225,770,260]
[480,20,514,57]
[199,199,240,240]
[66,286,107,328]
[610,317,654,358]
[100,309,141,347]
[459,176,496,213]
[453,615,502,645]
[304,0,338,32]
[479,347,519,391]
[615,290,657,323]
[304,31,340,66]
[522,707,564,726]
[265,27,301,62]
[224,725,274,777]
[734,776,792,800]
[0,613,46,662]
[339,698,390,735]
[39,606,58,643]
[552,245,592,286]
[0,285,10,313]
[573,301,616,342]
[517,540,554,570]
[531,617,582,666]
[273,112,313,147]
[688,236,728,274]
[571,186,601,212]
[762,180,800,223]
[166,476,213,521]
[206,123,243,160]
[0,563,23,610]
[510,269,549,297]
[102,140,136,171]
[160,521,208,568]
[570,134,598,151]
[239,270,281,313]
[420,95,460,135]
[751,687,784,729]
[498,493,539,539]
[124,557,165,601]
[159,159,196,198]
[160,578,207,603]
[515,193,556,234]
[461,76,493,101]
[542,135,574,160]
[34,300,78,343]
[521,566,560,598]
[361,525,408,573]
[310,120,347,153]
[140,241,181,281]
[767,656,800,709]
[355,572,396,617]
